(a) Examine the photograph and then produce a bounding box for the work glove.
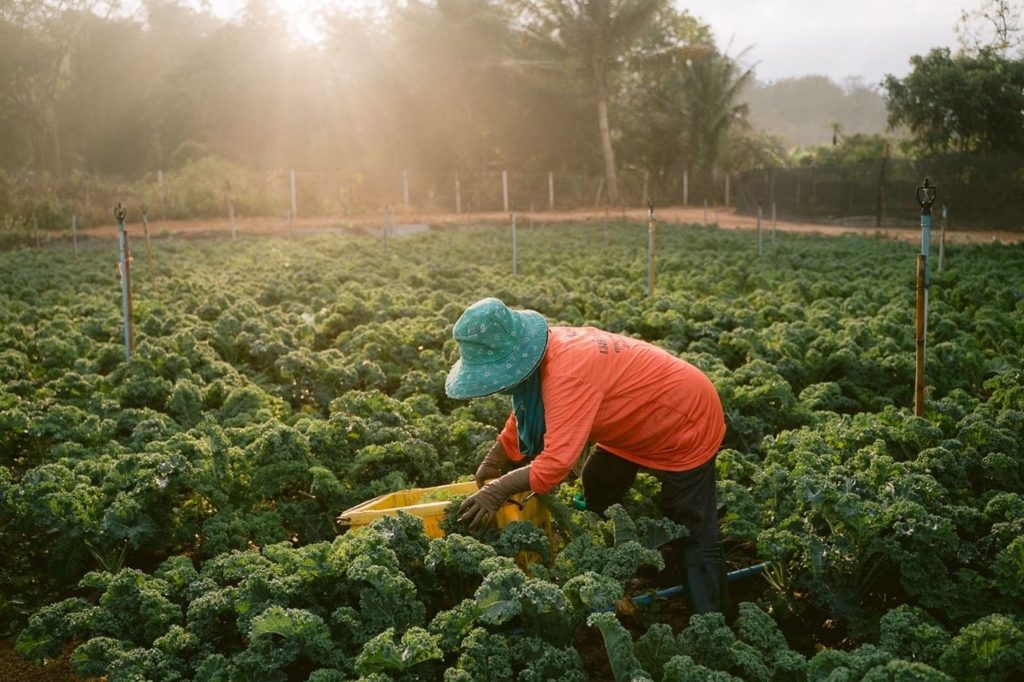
[458,466,532,531]
[475,441,511,488]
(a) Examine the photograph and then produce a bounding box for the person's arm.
[474,440,511,488]
[496,411,524,462]
[527,376,603,494]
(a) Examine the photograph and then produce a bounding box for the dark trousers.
[581,446,719,545]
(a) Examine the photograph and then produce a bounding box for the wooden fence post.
[511,212,517,276]
[115,203,135,360]
[290,169,298,218]
[647,200,657,296]
[502,170,509,213]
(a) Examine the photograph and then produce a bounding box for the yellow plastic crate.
[337,480,551,541]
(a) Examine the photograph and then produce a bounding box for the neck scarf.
[508,368,545,458]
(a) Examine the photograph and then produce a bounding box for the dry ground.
[72,205,1024,245]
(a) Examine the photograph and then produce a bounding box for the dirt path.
[69,205,1023,245]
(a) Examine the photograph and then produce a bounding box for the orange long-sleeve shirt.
[498,326,726,494]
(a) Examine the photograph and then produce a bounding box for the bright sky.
[681,0,966,85]
[207,0,967,86]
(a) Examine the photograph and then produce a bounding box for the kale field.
[2,221,1023,681]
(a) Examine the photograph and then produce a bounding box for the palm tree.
[677,46,755,195]
[518,0,665,204]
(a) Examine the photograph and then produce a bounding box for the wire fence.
[736,152,1024,230]
[5,150,1022,247]
[274,167,726,217]
[0,164,735,238]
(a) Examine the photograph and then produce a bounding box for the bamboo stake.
[647,200,657,296]
[772,201,777,248]
[290,169,298,217]
[455,173,462,215]
[141,204,155,286]
[511,212,517,276]
[502,170,509,213]
[115,203,135,360]
[757,203,764,256]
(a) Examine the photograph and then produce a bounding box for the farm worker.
[445,297,729,615]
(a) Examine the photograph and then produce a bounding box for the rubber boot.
[682,542,735,621]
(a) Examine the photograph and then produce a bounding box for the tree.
[883,47,1024,154]
[615,6,712,197]
[791,133,889,167]
[0,1,130,177]
[517,0,665,204]
[620,36,755,200]
[676,47,755,194]
[958,0,1024,56]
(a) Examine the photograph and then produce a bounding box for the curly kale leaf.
[586,611,649,682]
[878,605,950,666]
[428,598,480,654]
[153,556,201,604]
[859,660,952,681]
[184,586,241,650]
[676,611,771,681]
[234,606,337,676]
[734,602,807,678]
[199,548,278,586]
[518,578,572,644]
[555,532,663,583]
[474,568,526,626]
[246,423,313,499]
[105,645,187,682]
[509,635,588,682]
[634,623,676,682]
[662,655,740,681]
[605,504,688,550]
[807,644,894,681]
[70,636,135,678]
[552,505,669,583]
[562,571,623,628]
[494,520,550,563]
[16,597,97,660]
[444,627,513,682]
[354,626,443,677]
[87,569,182,645]
[938,614,1024,682]
[425,532,498,603]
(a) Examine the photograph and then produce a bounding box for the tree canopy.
[0,0,793,198]
[883,47,1024,155]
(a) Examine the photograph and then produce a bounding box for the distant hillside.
[743,75,889,148]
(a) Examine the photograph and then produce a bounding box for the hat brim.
[445,309,548,399]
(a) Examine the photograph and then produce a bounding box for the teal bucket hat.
[445,298,549,399]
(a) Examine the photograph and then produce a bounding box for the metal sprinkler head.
[916,178,937,213]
